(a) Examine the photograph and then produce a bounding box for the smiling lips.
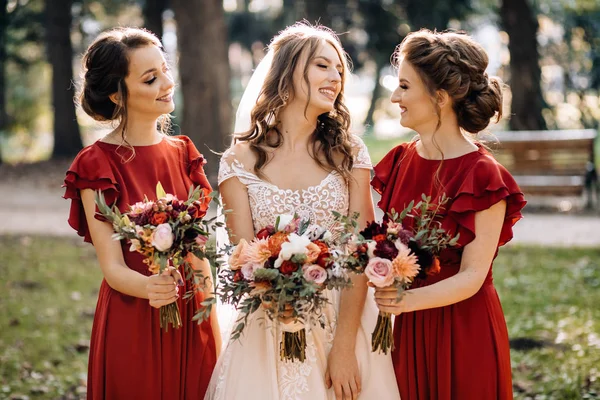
[157,93,172,102]
[400,106,407,114]
[319,87,337,101]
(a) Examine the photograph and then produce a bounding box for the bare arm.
[190,254,222,356]
[327,167,375,399]
[375,200,507,314]
[81,189,179,307]
[219,175,255,244]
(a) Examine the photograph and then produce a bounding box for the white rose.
[151,223,174,251]
[279,233,311,260]
[367,241,377,258]
[276,214,295,231]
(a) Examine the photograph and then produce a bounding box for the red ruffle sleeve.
[372,143,407,195]
[63,144,120,243]
[180,135,212,192]
[447,154,526,247]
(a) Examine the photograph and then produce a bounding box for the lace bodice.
[218,136,372,233]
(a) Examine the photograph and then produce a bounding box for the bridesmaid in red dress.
[63,28,219,399]
[371,29,526,399]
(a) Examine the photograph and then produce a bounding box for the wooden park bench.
[485,129,599,209]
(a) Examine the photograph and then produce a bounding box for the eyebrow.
[399,78,410,84]
[139,62,167,78]
[314,56,343,69]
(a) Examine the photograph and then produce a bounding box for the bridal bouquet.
[95,182,219,331]
[218,214,351,362]
[338,194,460,354]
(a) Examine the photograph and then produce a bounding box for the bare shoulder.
[223,140,257,170]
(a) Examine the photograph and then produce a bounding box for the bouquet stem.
[280,329,306,362]
[159,301,182,331]
[371,311,393,354]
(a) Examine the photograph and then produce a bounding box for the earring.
[282,90,289,104]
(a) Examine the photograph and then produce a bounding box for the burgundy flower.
[360,221,388,240]
[407,241,434,279]
[397,229,414,245]
[256,228,270,240]
[374,239,399,260]
[280,260,298,275]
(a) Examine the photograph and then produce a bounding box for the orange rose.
[305,242,321,263]
[427,257,441,276]
[268,232,289,258]
[151,212,168,225]
[313,241,331,268]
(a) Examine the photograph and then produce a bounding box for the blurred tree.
[398,0,471,31]
[171,0,231,184]
[500,0,547,130]
[359,0,405,128]
[143,0,168,40]
[0,0,7,164]
[46,0,83,158]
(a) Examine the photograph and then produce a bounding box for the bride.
[205,23,400,400]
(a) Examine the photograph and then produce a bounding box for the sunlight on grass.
[362,134,411,164]
[0,237,599,399]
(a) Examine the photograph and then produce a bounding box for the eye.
[145,76,157,85]
[317,64,328,69]
[400,84,408,90]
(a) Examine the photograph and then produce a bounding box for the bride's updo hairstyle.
[235,22,354,182]
[394,29,503,134]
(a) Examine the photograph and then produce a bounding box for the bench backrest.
[484,129,596,177]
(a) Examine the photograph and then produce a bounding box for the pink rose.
[229,239,249,271]
[302,264,327,285]
[151,223,174,251]
[195,234,209,247]
[365,257,394,288]
[241,262,263,281]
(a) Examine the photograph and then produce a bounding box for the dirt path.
[1,161,598,246]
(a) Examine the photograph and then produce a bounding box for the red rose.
[373,234,387,242]
[187,204,207,219]
[151,212,168,225]
[280,260,298,275]
[256,228,270,240]
[313,241,332,268]
[233,270,244,282]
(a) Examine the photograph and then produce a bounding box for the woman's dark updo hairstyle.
[394,29,503,133]
[79,27,163,122]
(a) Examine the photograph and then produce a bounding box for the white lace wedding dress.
[205,137,400,400]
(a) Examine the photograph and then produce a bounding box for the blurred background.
[0,1,599,399]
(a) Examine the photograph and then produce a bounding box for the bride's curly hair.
[234,22,354,182]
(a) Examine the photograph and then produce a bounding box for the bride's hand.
[262,302,295,324]
[325,345,361,400]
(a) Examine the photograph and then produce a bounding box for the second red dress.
[372,141,525,400]
[63,136,217,399]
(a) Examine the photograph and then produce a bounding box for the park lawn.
[0,236,599,399]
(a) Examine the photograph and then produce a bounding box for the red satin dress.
[372,141,526,400]
[63,136,217,399]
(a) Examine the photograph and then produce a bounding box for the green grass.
[0,237,599,399]
[362,134,411,165]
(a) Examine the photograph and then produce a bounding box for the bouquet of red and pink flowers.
[338,194,460,354]
[218,214,351,362]
[95,182,219,331]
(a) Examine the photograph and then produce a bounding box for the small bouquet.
[218,214,351,362]
[95,182,219,331]
[339,194,460,354]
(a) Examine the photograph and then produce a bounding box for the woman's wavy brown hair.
[234,22,354,182]
[78,27,172,161]
[393,29,503,135]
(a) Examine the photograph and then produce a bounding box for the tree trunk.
[500,0,547,130]
[143,0,167,42]
[46,0,82,158]
[364,59,384,132]
[171,0,231,185]
[0,0,7,164]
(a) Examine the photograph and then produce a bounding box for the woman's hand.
[326,345,361,400]
[373,286,411,315]
[146,267,183,309]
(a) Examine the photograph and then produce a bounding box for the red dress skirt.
[63,136,217,399]
[372,141,526,400]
